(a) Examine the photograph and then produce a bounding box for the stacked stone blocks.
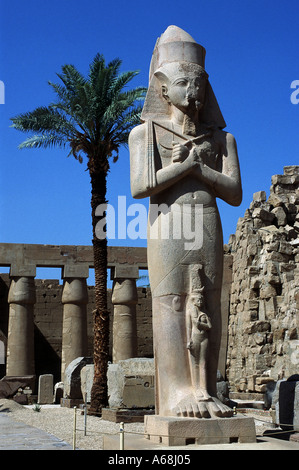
[227,166,299,396]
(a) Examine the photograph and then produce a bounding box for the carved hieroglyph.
[129,25,242,418]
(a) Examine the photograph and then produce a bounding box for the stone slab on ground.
[102,407,155,423]
[234,399,264,409]
[64,357,93,400]
[60,398,83,408]
[107,358,155,409]
[290,433,299,443]
[38,374,54,404]
[144,415,256,446]
[0,375,36,398]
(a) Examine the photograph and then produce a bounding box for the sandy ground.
[0,399,144,450]
[0,398,277,450]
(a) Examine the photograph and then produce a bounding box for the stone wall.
[34,279,63,383]
[226,166,299,396]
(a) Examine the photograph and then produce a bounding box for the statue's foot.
[195,388,211,401]
[206,397,233,418]
[173,394,233,419]
[173,394,210,418]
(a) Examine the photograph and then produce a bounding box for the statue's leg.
[198,338,210,399]
[204,287,221,396]
[202,287,233,418]
[149,206,232,418]
[153,295,213,418]
[185,207,232,417]
[152,294,192,416]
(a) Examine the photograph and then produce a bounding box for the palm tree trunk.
[89,165,109,414]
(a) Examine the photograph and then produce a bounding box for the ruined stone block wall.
[226,166,299,396]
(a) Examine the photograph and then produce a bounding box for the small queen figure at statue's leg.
[186,265,212,402]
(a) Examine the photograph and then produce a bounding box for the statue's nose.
[187,92,196,102]
[186,84,197,99]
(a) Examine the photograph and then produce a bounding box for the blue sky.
[0,0,298,282]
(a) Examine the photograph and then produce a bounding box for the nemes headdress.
[141,25,226,129]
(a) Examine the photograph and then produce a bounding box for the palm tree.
[11,54,146,414]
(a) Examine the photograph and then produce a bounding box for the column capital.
[8,276,36,305]
[9,264,36,277]
[62,264,89,279]
[111,264,139,280]
[62,277,88,305]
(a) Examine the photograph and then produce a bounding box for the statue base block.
[144,415,256,446]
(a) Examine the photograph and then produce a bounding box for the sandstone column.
[61,265,89,379]
[7,275,36,376]
[111,265,139,362]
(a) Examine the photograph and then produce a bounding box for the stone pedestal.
[144,415,256,446]
[7,276,36,376]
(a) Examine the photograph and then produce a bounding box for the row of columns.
[5,264,140,379]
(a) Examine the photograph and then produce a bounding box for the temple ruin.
[0,166,298,403]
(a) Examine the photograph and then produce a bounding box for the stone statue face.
[156,62,208,114]
[190,293,204,308]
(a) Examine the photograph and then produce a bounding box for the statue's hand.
[184,146,200,170]
[172,141,189,163]
[193,144,205,164]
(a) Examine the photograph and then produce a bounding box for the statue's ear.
[161,84,169,102]
[154,69,170,103]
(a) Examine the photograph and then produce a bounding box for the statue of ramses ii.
[129,26,242,418]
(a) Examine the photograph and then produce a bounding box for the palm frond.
[11,106,77,137]
[48,80,70,104]
[57,64,87,94]
[88,53,105,86]
[108,70,139,99]
[11,52,147,168]
[18,134,68,150]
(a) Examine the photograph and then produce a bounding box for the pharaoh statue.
[129,26,242,418]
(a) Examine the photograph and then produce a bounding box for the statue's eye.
[173,79,187,86]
